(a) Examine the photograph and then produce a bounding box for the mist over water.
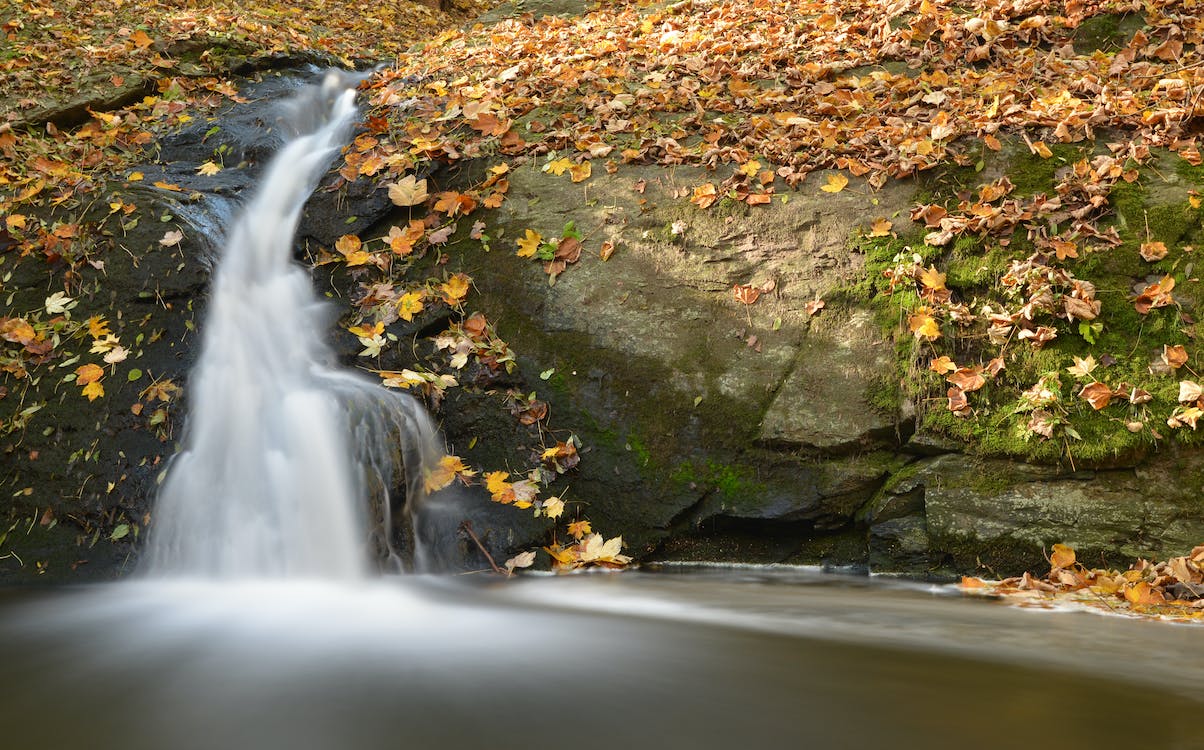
[143,71,438,578]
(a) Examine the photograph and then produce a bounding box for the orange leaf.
[75,363,104,385]
[1049,543,1076,569]
[732,284,760,305]
[1078,381,1113,410]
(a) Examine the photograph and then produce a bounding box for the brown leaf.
[947,386,970,415]
[1162,344,1188,370]
[733,284,761,305]
[1140,241,1169,262]
[1078,381,1114,410]
[947,367,985,393]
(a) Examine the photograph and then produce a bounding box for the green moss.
[671,459,766,499]
[1072,13,1144,55]
[1007,143,1085,197]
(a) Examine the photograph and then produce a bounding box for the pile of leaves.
[961,543,1204,622]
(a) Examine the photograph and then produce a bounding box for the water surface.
[1,569,1198,749]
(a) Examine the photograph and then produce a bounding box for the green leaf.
[539,368,555,380]
[127,368,143,382]
[109,524,130,542]
[1078,321,1102,344]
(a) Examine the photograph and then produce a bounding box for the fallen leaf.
[820,172,849,193]
[1140,241,1169,262]
[388,175,429,207]
[1050,543,1076,569]
[929,356,957,375]
[159,229,184,247]
[1078,381,1114,410]
[733,284,760,305]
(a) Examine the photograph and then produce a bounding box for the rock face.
[10,64,1204,582]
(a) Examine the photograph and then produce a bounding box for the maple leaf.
[425,454,475,492]
[396,291,424,322]
[568,161,592,183]
[543,157,573,176]
[691,182,719,209]
[1169,406,1204,430]
[947,367,985,393]
[919,265,946,292]
[868,217,893,237]
[516,229,542,258]
[159,229,184,247]
[44,292,76,315]
[1139,241,1168,262]
[929,356,956,375]
[1066,355,1097,378]
[76,363,104,385]
[804,299,825,316]
[386,221,424,255]
[335,234,373,266]
[358,333,387,358]
[90,334,121,354]
[440,273,471,306]
[908,307,941,340]
[504,550,537,574]
[0,318,36,345]
[86,316,111,339]
[388,175,429,207]
[567,520,592,539]
[820,173,849,193]
[1049,543,1076,569]
[196,161,222,176]
[484,471,512,501]
[1050,238,1078,261]
[81,380,105,401]
[1078,381,1114,410]
[541,496,565,519]
[433,191,475,217]
[348,321,384,338]
[426,225,454,245]
[1133,275,1175,314]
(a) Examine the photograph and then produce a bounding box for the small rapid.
[143,71,438,579]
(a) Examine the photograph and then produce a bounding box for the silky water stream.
[2,73,1204,750]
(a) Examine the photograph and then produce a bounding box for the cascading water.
[143,71,439,579]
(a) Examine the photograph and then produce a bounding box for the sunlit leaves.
[439,273,471,306]
[396,291,425,322]
[516,229,542,258]
[388,175,429,207]
[820,173,848,193]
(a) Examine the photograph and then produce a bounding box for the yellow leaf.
[868,217,893,237]
[5,214,27,231]
[397,291,424,322]
[690,182,718,209]
[196,161,222,176]
[76,363,104,385]
[542,496,565,518]
[907,307,941,340]
[567,520,592,539]
[1031,141,1053,158]
[568,161,592,183]
[82,380,105,401]
[128,171,144,182]
[484,471,512,499]
[820,172,849,193]
[347,321,384,338]
[86,316,111,339]
[440,273,471,305]
[1049,543,1076,569]
[919,265,946,291]
[516,229,542,258]
[543,157,573,176]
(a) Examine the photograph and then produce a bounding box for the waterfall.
[143,71,439,579]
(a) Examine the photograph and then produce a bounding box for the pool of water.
[1,568,1199,750]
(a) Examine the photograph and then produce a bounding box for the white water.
[144,71,438,579]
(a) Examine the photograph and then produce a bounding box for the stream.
[1,568,1201,749]
[6,71,1199,750]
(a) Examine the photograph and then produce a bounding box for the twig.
[460,520,505,575]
